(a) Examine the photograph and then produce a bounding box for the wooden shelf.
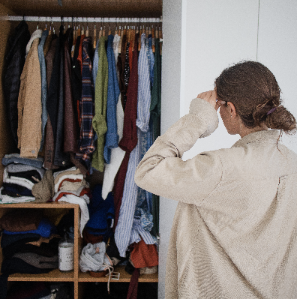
[79,266,158,283]
[0,201,79,209]
[6,269,74,282]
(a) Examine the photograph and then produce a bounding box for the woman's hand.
[197,90,225,111]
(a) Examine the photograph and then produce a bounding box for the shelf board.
[6,269,74,282]
[79,266,158,283]
[0,201,79,209]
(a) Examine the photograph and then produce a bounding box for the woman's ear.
[227,102,237,118]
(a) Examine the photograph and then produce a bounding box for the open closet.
[0,0,163,298]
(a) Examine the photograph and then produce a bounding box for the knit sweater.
[135,98,297,299]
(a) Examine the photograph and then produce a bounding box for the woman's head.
[215,61,296,135]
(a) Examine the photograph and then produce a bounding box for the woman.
[135,61,297,299]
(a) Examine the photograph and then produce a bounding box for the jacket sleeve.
[134,98,223,205]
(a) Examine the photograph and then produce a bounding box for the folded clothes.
[3,169,35,190]
[13,253,58,269]
[0,209,42,232]
[53,186,89,202]
[0,194,35,204]
[59,178,88,192]
[1,233,41,249]
[3,218,56,238]
[53,166,80,180]
[2,154,44,168]
[2,182,33,197]
[6,164,45,178]
[54,174,84,193]
[7,170,42,183]
[31,170,54,203]
[2,236,60,259]
[1,257,55,275]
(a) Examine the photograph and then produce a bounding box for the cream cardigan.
[135,98,297,299]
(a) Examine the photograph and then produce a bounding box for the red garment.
[57,178,82,192]
[127,268,139,299]
[128,42,133,71]
[54,188,89,202]
[130,239,159,268]
[118,33,139,153]
[112,152,130,229]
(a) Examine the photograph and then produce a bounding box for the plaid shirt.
[76,37,95,163]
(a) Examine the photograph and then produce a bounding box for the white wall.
[159,0,183,298]
[160,0,296,298]
[257,0,297,153]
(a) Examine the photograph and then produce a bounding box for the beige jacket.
[135,98,297,299]
[17,30,42,158]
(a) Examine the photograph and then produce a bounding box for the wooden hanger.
[71,25,76,58]
[99,26,102,39]
[81,26,85,36]
[93,25,97,48]
[86,24,89,37]
[103,26,106,36]
[114,25,118,36]
[146,26,149,38]
[118,26,123,54]
[152,26,155,53]
[77,25,81,37]
[132,26,135,50]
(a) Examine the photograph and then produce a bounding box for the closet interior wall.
[0,4,16,184]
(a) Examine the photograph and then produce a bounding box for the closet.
[0,0,162,298]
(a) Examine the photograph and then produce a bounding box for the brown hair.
[215,61,296,134]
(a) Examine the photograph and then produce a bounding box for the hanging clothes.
[104,34,120,163]
[115,33,157,258]
[4,21,30,148]
[112,33,139,230]
[117,34,127,109]
[63,28,79,155]
[92,39,99,85]
[101,34,125,200]
[150,38,162,237]
[38,29,49,152]
[76,36,95,165]
[54,25,70,167]
[92,36,108,172]
[44,35,58,170]
[17,29,42,158]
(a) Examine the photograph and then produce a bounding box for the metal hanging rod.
[1,16,162,23]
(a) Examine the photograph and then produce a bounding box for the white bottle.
[58,233,74,272]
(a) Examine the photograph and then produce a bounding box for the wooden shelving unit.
[0,201,158,298]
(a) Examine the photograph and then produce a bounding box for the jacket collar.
[26,29,43,56]
[232,129,281,148]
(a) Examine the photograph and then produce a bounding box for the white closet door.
[160,0,259,298]
[257,0,297,153]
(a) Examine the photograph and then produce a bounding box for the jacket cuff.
[189,98,219,138]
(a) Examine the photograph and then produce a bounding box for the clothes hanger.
[118,25,123,54]
[85,18,89,37]
[108,18,111,35]
[103,25,106,36]
[152,25,155,52]
[36,16,39,30]
[93,25,97,48]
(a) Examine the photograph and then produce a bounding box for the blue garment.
[92,39,99,85]
[3,218,56,238]
[2,154,44,168]
[85,185,115,239]
[37,30,49,151]
[147,34,155,88]
[115,34,155,258]
[104,35,120,164]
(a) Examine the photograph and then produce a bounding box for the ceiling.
[0,0,162,18]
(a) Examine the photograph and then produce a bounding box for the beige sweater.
[135,98,297,299]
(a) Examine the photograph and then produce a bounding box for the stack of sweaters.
[0,209,59,297]
[53,167,90,237]
[0,153,45,203]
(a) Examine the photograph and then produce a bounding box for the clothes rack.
[0,16,162,23]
